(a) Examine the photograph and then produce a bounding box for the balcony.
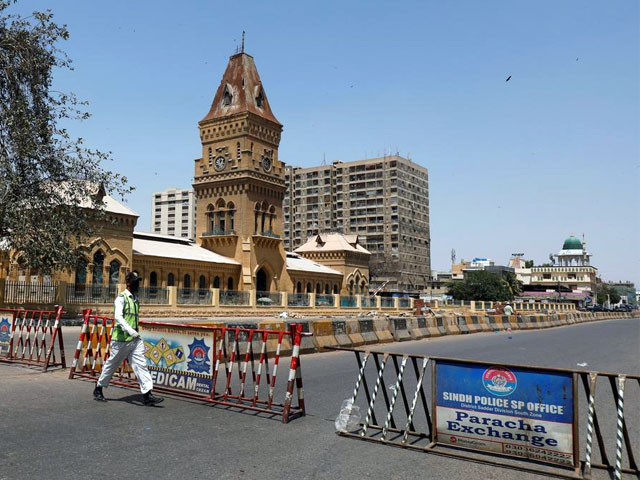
[202,228,236,237]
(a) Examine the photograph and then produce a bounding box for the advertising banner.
[0,314,12,355]
[435,360,575,467]
[140,323,215,396]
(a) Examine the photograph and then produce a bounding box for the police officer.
[93,271,163,406]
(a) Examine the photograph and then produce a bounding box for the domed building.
[528,235,597,306]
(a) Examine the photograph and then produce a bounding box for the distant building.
[525,235,597,305]
[508,255,532,285]
[283,155,430,293]
[606,281,636,306]
[151,188,196,240]
[454,257,515,279]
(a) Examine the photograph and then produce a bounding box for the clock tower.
[194,51,291,292]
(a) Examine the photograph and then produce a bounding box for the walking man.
[93,271,163,406]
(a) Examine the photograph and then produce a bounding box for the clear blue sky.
[10,1,640,285]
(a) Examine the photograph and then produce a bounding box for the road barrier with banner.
[331,345,639,480]
[69,310,310,423]
[0,306,65,371]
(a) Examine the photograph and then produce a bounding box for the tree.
[524,260,534,268]
[0,2,130,274]
[446,270,515,302]
[503,271,523,297]
[596,284,621,305]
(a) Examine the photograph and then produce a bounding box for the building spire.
[241,31,245,53]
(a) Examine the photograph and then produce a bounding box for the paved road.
[1,318,638,480]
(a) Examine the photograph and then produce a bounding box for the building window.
[109,260,120,285]
[93,251,105,285]
[150,271,158,288]
[213,276,220,288]
[184,274,191,289]
[75,258,87,287]
[167,273,175,287]
[227,277,234,290]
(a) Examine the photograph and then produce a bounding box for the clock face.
[263,156,273,172]
[214,156,226,171]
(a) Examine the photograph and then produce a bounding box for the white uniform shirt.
[114,289,139,337]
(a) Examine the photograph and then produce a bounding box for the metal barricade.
[0,306,65,371]
[69,310,311,423]
[331,345,639,480]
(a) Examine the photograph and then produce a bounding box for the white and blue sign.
[0,316,12,355]
[140,324,214,396]
[436,360,575,467]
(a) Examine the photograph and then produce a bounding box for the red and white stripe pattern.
[0,306,64,371]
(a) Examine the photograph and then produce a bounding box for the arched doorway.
[256,268,268,292]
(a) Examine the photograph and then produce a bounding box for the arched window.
[167,273,175,287]
[306,282,312,294]
[296,282,302,294]
[227,202,235,232]
[316,283,321,294]
[223,87,232,106]
[268,205,276,233]
[150,271,158,287]
[207,204,214,233]
[208,147,213,161]
[333,284,339,294]
[361,281,367,295]
[199,275,206,290]
[184,274,191,289]
[227,277,234,290]
[325,284,330,294]
[236,142,241,162]
[75,258,87,287]
[349,280,354,295]
[109,260,120,285]
[215,199,226,233]
[93,251,105,285]
[261,211,266,233]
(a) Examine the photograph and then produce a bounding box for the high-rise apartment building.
[284,155,430,293]
[151,188,196,240]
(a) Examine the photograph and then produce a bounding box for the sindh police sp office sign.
[435,360,576,467]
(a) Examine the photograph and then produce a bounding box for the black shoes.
[93,385,106,402]
[143,391,164,406]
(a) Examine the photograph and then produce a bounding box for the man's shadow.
[107,394,165,408]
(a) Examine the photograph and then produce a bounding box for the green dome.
[562,236,582,250]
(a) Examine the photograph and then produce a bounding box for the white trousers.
[97,338,154,394]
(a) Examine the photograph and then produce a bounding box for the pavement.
[0,317,638,480]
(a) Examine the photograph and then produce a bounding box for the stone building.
[1,49,370,299]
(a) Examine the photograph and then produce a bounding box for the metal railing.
[340,295,358,308]
[361,296,377,308]
[67,284,117,304]
[380,296,394,308]
[256,291,282,307]
[3,281,57,304]
[288,293,310,307]
[178,288,212,305]
[315,294,335,307]
[203,228,236,236]
[138,287,169,305]
[219,290,250,306]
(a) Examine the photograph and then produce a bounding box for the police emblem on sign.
[482,366,517,396]
[187,338,210,373]
[0,317,10,343]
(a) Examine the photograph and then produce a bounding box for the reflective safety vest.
[111,291,139,342]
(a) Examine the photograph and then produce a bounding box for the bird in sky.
[506,75,512,82]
